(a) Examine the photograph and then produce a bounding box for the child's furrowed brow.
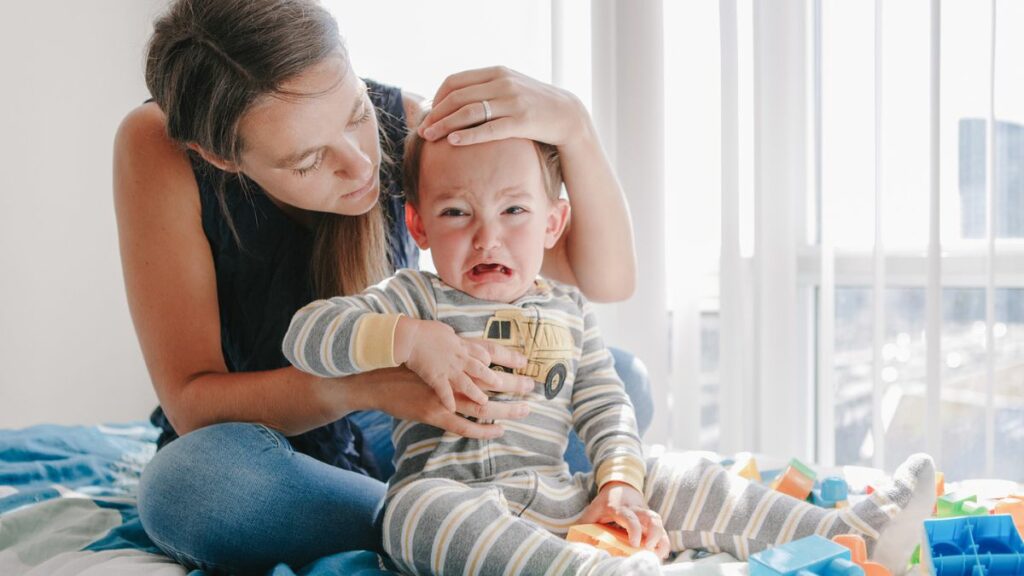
[498,190,533,202]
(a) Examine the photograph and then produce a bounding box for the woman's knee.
[610,347,654,436]
[139,422,390,572]
[138,423,284,568]
[140,421,386,569]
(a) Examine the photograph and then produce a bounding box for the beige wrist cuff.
[353,313,404,371]
[596,456,646,494]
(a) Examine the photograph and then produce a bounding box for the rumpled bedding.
[0,422,393,575]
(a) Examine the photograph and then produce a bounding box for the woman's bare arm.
[539,103,636,303]
[113,103,365,436]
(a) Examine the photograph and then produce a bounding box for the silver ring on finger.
[481,99,492,123]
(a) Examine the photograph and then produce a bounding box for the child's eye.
[293,152,324,177]
[505,206,527,215]
[440,208,468,217]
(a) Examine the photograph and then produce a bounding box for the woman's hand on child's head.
[578,482,671,560]
[418,66,586,148]
[403,319,501,411]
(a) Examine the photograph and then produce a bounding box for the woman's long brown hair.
[146,0,389,297]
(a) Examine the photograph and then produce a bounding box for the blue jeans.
[138,348,651,573]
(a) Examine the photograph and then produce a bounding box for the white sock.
[867,453,936,575]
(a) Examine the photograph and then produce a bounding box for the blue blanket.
[0,422,393,575]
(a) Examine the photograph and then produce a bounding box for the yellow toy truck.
[483,309,574,399]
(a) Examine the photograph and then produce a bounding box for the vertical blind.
[578,0,1023,480]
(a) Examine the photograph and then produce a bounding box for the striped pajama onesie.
[284,269,923,575]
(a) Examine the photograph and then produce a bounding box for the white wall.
[0,1,165,428]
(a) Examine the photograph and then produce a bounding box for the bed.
[8,422,1014,575]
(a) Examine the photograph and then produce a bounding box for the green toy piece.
[936,492,989,518]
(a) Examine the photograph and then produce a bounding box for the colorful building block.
[936,492,990,518]
[749,535,864,576]
[831,535,891,576]
[933,471,945,515]
[994,498,1024,540]
[566,523,643,557]
[921,515,1024,576]
[731,453,762,482]
[771,458,817,501]
[811,476,850,509]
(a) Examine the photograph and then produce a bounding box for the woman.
[114,0,641,571]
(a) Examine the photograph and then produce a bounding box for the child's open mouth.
[470,263,512,279]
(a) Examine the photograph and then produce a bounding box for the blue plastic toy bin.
[922,515,1024,575]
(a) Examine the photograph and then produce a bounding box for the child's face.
[406,138,569,303]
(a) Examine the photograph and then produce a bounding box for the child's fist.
[578,482,670,559]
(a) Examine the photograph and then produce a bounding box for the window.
[662,0,1024,480]
[816,0,1024,480]
[833,287,1024,479]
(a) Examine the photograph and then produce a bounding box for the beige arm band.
[352,313,404,371]
[595,456,646,494]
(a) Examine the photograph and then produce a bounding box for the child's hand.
[397,318,503,412]
[578,482,670,559]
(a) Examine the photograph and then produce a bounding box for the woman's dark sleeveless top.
[150,79,418,477]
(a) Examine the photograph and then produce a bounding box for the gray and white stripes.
[283,269,928,574]
[381,454,921,575]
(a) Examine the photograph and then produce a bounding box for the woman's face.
[235,56,381,216]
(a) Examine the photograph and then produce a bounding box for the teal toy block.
[922,515,1024,575]
[750,535,865,576]
[937,492,990,518]
[811,476,849,508]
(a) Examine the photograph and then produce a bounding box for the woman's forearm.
[167,366,376,437]
[549,103,637,303]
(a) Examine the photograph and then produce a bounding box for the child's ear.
[186,143,241,173]
[405,202,430,250]
[544,199,571,249]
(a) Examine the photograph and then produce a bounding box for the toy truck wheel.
[544,363,567,399]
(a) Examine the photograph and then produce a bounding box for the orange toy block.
[567,523,644,557]
[995,497,1024,539]
[770,460,816,501]
[832,534,892,576]
[933,471,945,514]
